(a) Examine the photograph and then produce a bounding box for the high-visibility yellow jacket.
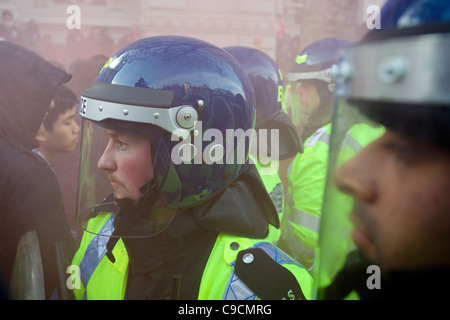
[250,155,284,244]
[71,211,314,300]
[281,122,384,271]
[281,123,333,270]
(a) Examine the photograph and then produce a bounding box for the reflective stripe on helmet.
[288,66,335,83]
[80,96,197,140]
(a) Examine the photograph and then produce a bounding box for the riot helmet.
[76,35,255,239]
[314,0,450,299]
[225,46,303,163]
[287,38,352,141]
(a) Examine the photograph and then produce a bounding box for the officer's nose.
[98,142,116,171]
[334,145,378,204]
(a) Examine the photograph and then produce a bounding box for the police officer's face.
[334,129,450,271]
[293,82,321,127]
[98,129,153,201]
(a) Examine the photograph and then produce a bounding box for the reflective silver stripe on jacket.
[341,131,364,153]
[269,183,283,214]
[222,242,304,300]
[286,128,363,235]
[79,214,116,300]
[289,209,320,233]
[304,128,330,148]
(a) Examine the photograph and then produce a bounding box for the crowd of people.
[0,0,449,302]
[0,9,147,236]
[0,9,141,68]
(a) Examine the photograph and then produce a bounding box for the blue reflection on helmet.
[224,46,283,126]
[225,46,303,159]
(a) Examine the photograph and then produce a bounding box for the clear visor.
[76,118,181,238]
[289,82,308,128]
[287,67,334,84]
[287,67,335,129]
[313,98,385,299]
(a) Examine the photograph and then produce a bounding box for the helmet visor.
[289,82,309,129]
[289,81,331,134]
[76,118,181,238]
[313,98,385,299]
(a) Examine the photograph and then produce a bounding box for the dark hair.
[355,101,450,150]
[43,85,78,132]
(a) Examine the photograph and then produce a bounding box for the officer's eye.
[116,140,127,149]
[384,142,417,165]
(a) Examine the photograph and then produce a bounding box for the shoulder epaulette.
[234,246,307,300]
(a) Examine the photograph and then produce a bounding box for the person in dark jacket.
[0,41,76,299]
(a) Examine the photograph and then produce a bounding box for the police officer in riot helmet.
[72,35,313,300]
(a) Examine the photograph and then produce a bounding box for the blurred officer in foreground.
[0,41,75,299]
[71,35,313,300]
[279,38,353,271]
[224,46,303,244]
[314,0,450,299]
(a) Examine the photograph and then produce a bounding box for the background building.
[1,0,386,72]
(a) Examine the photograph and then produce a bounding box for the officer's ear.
[35,123,49,144]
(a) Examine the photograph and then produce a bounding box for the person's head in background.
[35,85,80,161]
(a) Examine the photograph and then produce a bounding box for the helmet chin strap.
[106,180,159,262]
